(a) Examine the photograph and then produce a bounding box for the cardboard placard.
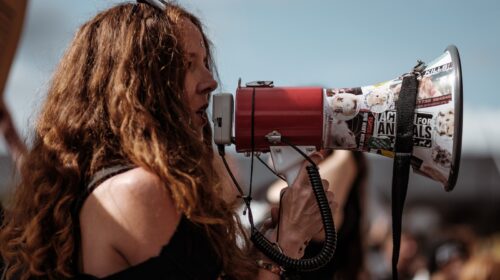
[0,0,28,97]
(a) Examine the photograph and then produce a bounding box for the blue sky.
[2,0,500,154]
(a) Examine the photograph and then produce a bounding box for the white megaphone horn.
[213,45,463,191]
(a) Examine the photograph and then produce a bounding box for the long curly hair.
[0,3,257,279]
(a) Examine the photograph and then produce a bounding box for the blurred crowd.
[365,213,500,280]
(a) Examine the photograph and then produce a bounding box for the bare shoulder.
[80,167,181,267]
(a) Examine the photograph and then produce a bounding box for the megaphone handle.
[269,146,317,186]
[284,165,301,187]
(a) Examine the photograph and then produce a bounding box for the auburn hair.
[0,3,256,279]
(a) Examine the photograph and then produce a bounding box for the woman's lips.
[196,104,208,125]
[197,111,207,125]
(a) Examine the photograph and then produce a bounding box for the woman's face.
[180,19,218,133]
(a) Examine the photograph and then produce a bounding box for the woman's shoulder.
[80,167,182,271]
[81,167,180,222]
[88,167,172,205]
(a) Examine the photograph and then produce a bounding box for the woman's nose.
[198,71,218,95]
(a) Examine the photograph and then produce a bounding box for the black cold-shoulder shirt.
[74,166,223,280]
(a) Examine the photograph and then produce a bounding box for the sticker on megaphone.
[323,48,462,189]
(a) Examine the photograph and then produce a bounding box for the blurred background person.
[429,238,470,280]
[459,254,500,280]
[427,225,477,280]
[429,225,500,280]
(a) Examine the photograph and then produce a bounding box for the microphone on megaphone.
[213,45,463,275]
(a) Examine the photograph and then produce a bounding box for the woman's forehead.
[179,19,205,55]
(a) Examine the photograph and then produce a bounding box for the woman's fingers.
[310,190,338,241]
[270,206,279,226]
[293,152,324,187]
[326,190,338,211]
[321,179,330,191]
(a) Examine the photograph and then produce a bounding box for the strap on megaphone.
[391,62,423,280]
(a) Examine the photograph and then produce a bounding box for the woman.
[0,2,334,279]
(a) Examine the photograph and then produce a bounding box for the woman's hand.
[268,153,337,259]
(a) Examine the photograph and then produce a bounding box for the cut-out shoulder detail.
[79,167,182,277]
[86,165,135,194]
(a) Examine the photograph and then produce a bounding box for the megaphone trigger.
[269,146,317,187]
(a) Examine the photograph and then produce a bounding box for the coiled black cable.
[250,164,337,272]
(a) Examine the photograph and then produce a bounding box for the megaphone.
[214,45,462,191]
[212,45,463,275]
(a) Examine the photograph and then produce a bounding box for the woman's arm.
[314,150,357,228]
